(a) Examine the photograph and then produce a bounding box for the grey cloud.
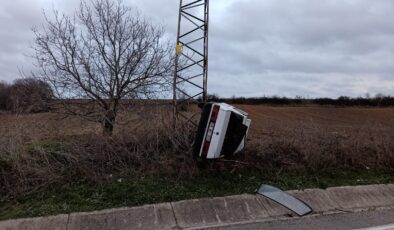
[0,0,45,80]
[0,0,393,98]
[205,0,394,97]
[208,72,394,98]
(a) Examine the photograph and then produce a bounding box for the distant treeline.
[207,94,394,107]
[0,78,53,113]
[1,78,393,114]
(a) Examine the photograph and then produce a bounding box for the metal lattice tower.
[173,0,209,127]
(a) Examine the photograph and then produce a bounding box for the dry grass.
[0,105,198,198]
[1,105,394,199]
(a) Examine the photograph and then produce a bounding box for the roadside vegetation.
[1,103,393,220]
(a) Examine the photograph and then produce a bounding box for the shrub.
[0,121,197,198]
[0,78,53,113]
[0,81,11,110]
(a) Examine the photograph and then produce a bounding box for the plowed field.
[237,105,394,140]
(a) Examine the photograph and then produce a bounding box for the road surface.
[208,209,394,230]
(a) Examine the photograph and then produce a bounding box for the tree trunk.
[102,110,116,136]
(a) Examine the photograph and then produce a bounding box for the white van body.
[193,103,252,159]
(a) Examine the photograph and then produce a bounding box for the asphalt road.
[206,209,394,230]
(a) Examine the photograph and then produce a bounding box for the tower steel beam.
[173,0,209,127]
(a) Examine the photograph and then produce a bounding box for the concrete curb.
[1,184,393,230]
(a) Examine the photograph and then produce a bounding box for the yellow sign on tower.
[175,44,183,54]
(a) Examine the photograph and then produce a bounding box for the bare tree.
[33,0,173,135]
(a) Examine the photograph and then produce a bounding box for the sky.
[0,0,393,98]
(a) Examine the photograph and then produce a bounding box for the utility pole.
[173,0,209,127]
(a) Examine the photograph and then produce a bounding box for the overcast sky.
[0,0,393,98]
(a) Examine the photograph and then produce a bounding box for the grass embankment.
[1,168,393,220]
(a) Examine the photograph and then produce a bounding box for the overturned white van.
[193,103,252,159]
